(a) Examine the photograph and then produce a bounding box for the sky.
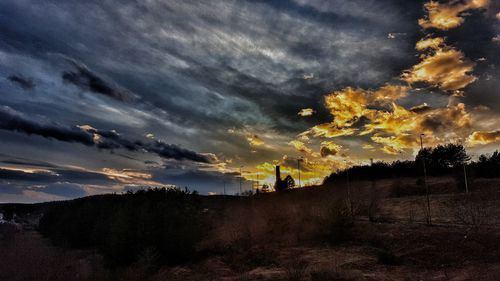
[0,0,499,203]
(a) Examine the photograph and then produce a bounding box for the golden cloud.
[300,85,409,140]
[301,123,357,138]
[289,140,313,155]
[467,130,500,145]
[416,37,445,51]
[362,103,417,135]
[371,134,419,155]
[298,108,315,117]
[247,134,264,146]
[323,85,408,127]
[324,87,370,127]
[419,0,490,30]
[401,46,476,91]
[320,141,343,157]
[417,103,471,134]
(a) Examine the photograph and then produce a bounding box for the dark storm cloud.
[147,141,215,163]
[0,166,113,186]
[62,59,137,102]
[0,106,213,163]
[7,75,34,90]
[0,105,95,145]
[0,158,58,169]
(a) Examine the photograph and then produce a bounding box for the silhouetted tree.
[473,150,500,178]
[284,175,295,189]
[416,144,469,175]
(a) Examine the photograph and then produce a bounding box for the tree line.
[323,144,499,185]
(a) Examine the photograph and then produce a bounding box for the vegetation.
[325,144,499,189]
[38,188,204,266]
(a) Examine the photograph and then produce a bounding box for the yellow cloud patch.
[419,0,490,30]
[467,130,500,145]
[298,108,315,117]
[289,140,313,155]
[416,37,445,51]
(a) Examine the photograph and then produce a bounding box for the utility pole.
[239,166,243,196]
[463,164,469,193]
[460,139,469,194]
[345,160,353,216]
[420,134,431,225]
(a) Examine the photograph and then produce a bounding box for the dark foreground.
[1,177,500,281]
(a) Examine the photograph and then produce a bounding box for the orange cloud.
[419,0,490,30]
[467,130,500,145]
[401,46,476,91]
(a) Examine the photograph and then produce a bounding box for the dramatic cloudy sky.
[0,0,499,202]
